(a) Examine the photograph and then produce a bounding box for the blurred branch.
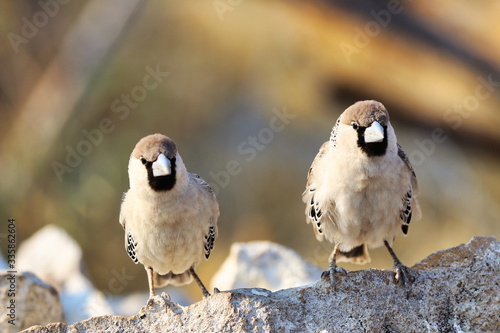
[0,0,145,201]
[329,0,500,84]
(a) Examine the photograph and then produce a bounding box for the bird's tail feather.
[154,270,193,287]
[335,244,371,265]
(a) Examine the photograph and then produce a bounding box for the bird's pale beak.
[364,121,385,143]
[152,153,171,177]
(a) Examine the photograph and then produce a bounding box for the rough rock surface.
[23,236,500,332]
[18,225,112,324]
[0,272,65,333]
[210,241,322,291]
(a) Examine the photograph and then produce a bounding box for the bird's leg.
[189,267,211,298]
[384,240,414,297]
[146,268,171,310]
[321,244,346,288]
[146,267,156,306]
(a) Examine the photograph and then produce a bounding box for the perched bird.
[119,134,219,303]
[303,100,421,290]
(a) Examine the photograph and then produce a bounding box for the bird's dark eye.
[352,122,359,130]
[140,157,147,165]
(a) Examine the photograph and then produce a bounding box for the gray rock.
[22,236,500,332]
[0,271,65,333]
[211,241,323,291]
[18,225,112,324]
[18,225,82,290]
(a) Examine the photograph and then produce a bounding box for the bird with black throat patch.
[119,133,219,304]
[303,100,421,294]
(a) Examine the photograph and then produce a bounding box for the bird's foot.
[393,262,415,299]
[146,291,171,305]
[160,292,172,313]
[201,288,211,298]
[160,292,172,301]
[213,287,221,294]
[321,265,347,289]
[146,292,172,314]
[146,296,155,307]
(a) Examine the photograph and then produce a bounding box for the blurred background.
[1,0,500,320]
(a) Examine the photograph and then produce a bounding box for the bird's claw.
[213,287,221,294]
[335,266,347,275]
[160,292,172,301]
[393,263,414,298]
[161,292,172,313]
[146,292,171,310]
[394,263,414,285]
[321,269,336,288]
[321,265,346,289]
[198,282,211,298]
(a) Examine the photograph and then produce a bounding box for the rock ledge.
[23,236,500,332]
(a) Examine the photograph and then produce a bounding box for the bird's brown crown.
[341,100,389,127]
[132,133,177,161]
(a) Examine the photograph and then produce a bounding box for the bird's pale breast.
[124,190,211,275]
[324,151,409,250]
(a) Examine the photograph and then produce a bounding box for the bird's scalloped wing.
[304,141,332,241]
[397,144,419,234]
[189,173,219,259]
